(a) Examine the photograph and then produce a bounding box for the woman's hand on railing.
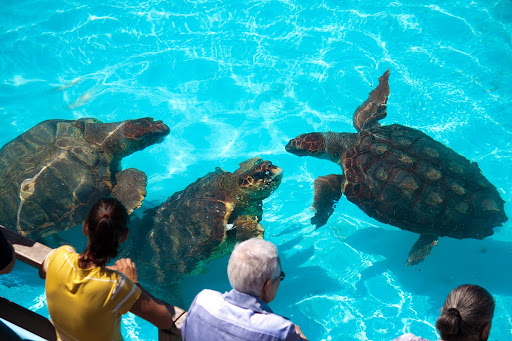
[107,258,138,283]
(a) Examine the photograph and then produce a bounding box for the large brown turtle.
[129,157,283,285]
[0,117,170,240]
[285,70,508,265]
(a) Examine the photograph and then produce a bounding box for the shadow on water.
[273,235,346,340]
[177,233,340,301]
[345,227,512,306]
[279,235,341,296]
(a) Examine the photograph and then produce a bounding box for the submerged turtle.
[130,157,283,284]
[0,117,170,240]
[286,70,508,265]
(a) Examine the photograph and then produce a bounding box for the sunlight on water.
[1,0,511,340]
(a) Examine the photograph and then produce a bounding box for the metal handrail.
[1,225,185,341]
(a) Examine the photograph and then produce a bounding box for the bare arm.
[108,258,175,330]
[130,289,175,330]
[295,324,309,341]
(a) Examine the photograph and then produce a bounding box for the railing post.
[158,303,187,340]
[158,327,181,341]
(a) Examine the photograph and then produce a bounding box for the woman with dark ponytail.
[435,284,494,341]
[40,198,174,341]
[393,284,495,341]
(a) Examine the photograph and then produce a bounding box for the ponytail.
[81,198,129,266]
[436,284,494,341]
[436,307,463,337]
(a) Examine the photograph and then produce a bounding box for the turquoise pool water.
[1,0,511,340]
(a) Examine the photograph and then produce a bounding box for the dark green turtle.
[0,117,170,240]
[130,157,283,284]
[286,70,508,265]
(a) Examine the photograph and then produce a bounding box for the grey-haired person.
[182,238,308,341]
[393,284,495,341]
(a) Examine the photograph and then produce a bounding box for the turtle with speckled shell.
[286,70,508,265]
[130,157,282,284]
[0,117,170,240]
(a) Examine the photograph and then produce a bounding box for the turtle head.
[286,132,329,159]
[89,117,170,157]
[286,132,357,163]
[119,117,170,155]
[235,157,283,200]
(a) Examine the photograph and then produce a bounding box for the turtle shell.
[342,124,507,239]
[0,117,169,239]
[146,170,235,278]
[0,119,112,238]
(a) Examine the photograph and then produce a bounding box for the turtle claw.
[406,234,438,266]
[311,210,331,229]
[233,215,264,241]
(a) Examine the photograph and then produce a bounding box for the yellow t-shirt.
[44,246,142,341]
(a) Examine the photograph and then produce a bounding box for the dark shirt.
[0,230,14,271]
[182,289,302,341]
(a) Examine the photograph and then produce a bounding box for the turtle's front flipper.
[311,174,344,229]
[232,202,264,222]
[353,69,390,132]
[111,168,148,214]
[406,234,438,266]
[233,215,264,241]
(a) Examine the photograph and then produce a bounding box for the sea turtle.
[0,117,170,240]
[129,157,283,284]
[285,70,508,265]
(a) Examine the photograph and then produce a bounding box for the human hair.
[436,284,495,341]
[227,238,281,297]
[81,198,129,267]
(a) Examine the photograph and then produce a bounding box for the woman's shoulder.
[43,245,78,274]
[52,244,76,252]
[50,245,77,258]
[47,245,76,259]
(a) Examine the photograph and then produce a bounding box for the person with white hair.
[181,238,308,341]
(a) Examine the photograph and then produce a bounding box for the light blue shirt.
[181,289,302,341]
[392,334,435,341]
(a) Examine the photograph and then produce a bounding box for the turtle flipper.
[232,202,264,222]
[111,168,148,214]
[406,234,438,266]
[311,174,345,228]
[353,69,390,132]
[233,215,265,241]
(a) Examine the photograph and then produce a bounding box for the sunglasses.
[279,270,285,281]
